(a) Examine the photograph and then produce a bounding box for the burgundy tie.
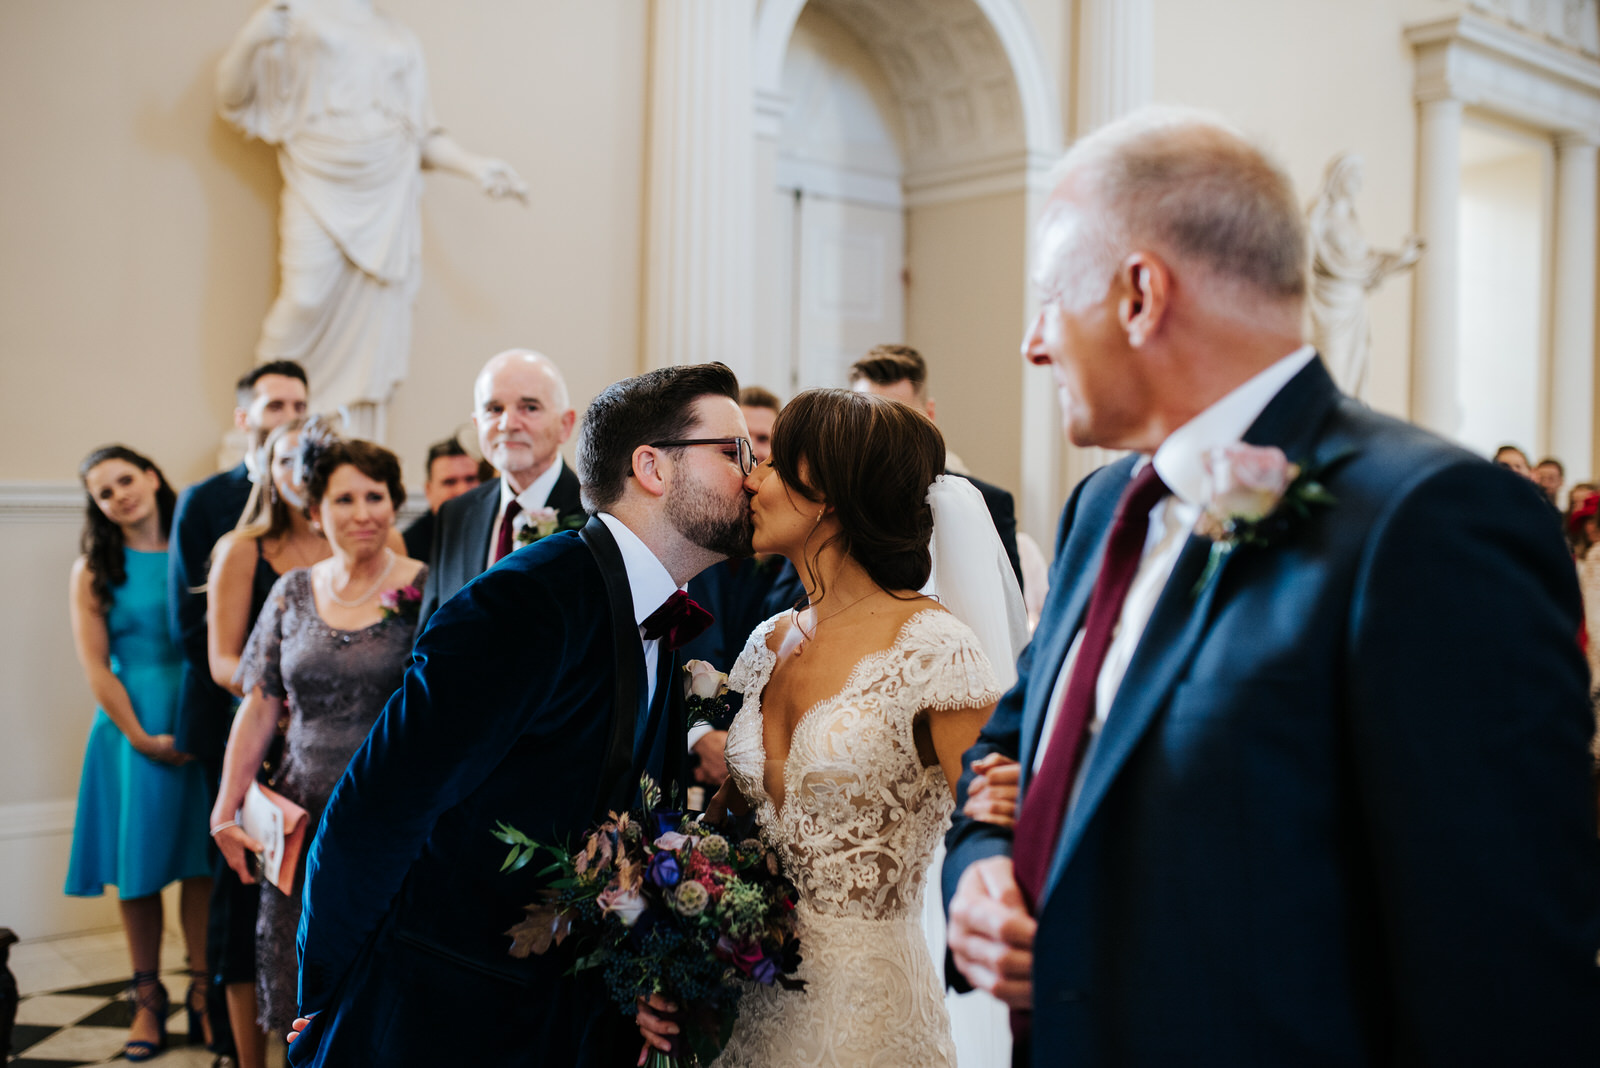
[641,591,714,651]
[1013,463,1171,907]
[493,499,523,564]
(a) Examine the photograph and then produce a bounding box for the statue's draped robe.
[222,12,439,410]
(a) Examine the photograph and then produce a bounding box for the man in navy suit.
[287,363,755,1067]
[944,110,1600,1065]
[418,348,585,627]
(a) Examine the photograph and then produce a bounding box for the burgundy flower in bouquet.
[494,775,803,1067]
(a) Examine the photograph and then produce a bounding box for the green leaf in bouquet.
[640,772,663,812]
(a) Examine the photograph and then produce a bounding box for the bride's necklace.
[325,549,395,608]
[790,589,881,657]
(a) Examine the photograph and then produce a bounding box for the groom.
[287,364,754,1067]
[944,110,1600,1064]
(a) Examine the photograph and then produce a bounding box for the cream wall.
[1150,0,1445,424]
[0,0,649,489]
[906,193,1030,496]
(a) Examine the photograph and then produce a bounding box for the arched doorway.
[751,0,1061,541]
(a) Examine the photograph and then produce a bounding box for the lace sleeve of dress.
[901,610,1005,712]
[727,612,783,697]
[234,569,295,699]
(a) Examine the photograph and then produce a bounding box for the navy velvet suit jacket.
[944,358,1600,1065]
[289,524,678,1067]
[418,464,585,628]
[168,462,252,765]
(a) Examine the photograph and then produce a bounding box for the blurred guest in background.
[1494,444,1532,479]
[66,445,212,1062]
[402,438,484,562]
[1535,456,1565,506]
[202,417,328,1068]
[210,419,426,1041]
[849,345,1022,583]
[419,349,582,626]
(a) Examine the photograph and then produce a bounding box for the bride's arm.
[703,776,750,826]
[919,700,998,799]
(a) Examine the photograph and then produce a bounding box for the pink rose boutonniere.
[515,507,584,548]
[379,584,423,623]
[1192,443,1339,595]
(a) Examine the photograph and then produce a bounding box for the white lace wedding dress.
[714,609,1003,1067]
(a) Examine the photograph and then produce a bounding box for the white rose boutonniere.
[682,659,732,728]
[1192,443,1340,595]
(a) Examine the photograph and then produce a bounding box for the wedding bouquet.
[494,776,804,1066]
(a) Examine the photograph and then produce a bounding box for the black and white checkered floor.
[8,930,219,1066]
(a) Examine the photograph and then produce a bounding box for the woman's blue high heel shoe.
[123,970,168,1063]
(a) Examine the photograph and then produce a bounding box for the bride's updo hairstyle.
[770,389,945,601]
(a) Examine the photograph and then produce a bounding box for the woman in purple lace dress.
[210,419,426,1036]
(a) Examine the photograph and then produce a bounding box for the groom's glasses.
[650,437,757,476]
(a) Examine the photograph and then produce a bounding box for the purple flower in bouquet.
[646,852,681,889]
[378,584,423,623]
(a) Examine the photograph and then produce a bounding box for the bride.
[639,388,1022,1066]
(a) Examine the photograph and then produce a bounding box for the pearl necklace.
[325,549,395,608]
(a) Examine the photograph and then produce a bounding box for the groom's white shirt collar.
[1148,344,1316,504]
[595,512,683,626]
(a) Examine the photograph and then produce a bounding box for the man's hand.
[287,1014,315,1044]
[691,730,728,786]
[948,855,1035,1010]
[635,993,678,1062]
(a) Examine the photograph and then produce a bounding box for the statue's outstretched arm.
[422,131,529,204]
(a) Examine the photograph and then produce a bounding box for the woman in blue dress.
[65,445,213,1061]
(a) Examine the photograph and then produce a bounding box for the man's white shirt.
[1031,346,1317,813]
[486,456,567,570]
[594,513,714,750]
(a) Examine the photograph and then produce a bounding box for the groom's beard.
[668,477,754,559]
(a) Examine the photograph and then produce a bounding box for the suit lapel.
[1041,357,1346,903]
[466,480,501,576]
[578,517,650,818]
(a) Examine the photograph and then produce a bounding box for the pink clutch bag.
[241,781,309,895]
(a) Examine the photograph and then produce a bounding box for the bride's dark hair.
[769,389,945,605]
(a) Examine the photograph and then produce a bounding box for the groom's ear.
[631,444,669,499]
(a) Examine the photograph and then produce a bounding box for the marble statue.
[217,0,527,431]
[1306,153,1424,399]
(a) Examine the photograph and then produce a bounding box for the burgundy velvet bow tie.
[640,590,713,651]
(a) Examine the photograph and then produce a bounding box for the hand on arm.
[69,561,188,766]
[691,729,728,786]
[962,752,1020,828]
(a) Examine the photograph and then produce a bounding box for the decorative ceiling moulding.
[902,146,1059,207]
[1407,12,1600,139]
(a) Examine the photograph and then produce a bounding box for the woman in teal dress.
[65,444,213,1062]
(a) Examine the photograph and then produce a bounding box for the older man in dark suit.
[419,348,584,626]
[944,109,1600,1065]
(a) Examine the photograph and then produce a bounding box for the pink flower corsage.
[1192,443,1338,594]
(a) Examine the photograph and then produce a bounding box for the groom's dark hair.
[577,362,741,514]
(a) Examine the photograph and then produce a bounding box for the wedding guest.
[849,345,1023,582]
[66,445,212,1062]
[170,361,306,1058]
[681,385,788,787]
[210,419,426,1040]
[740,386,780,465]
[1564,482,1598,556]
[202,418,329,1068]
[1494,443,1532,478]
[419,349,583,626]
[402,438,484,562]
[1535,456,1566,505]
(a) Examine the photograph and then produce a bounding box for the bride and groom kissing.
[289,109,1599,1068]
